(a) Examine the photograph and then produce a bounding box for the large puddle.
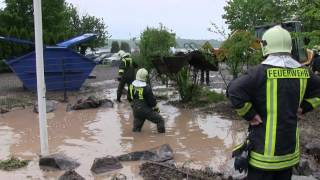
[0,89,247,179]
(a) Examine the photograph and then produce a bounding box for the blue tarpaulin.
[56,33,97,48]
[3,33,97,91]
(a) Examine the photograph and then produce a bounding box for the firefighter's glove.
[153,106,160,113]
[232,140,250,173]
[234,151,249,173]
[117,77,122,81]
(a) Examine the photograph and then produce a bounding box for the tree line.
[223,0,320,47]
[0,0,108,71]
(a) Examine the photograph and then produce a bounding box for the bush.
[139,24,176,71]
[219,31,262,79]
[174,67,197,102]
[0,157,29,171]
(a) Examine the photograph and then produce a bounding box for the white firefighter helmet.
[261,25,292,56]
[136,68,148,82]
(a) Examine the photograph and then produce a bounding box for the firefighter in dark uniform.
[117,51,135,102]
[128,68,165,133]
[228,26,320,180]
[311,46,320,75]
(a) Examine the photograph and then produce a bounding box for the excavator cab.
[255,21,309,64]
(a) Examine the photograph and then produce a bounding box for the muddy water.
[0,91,247,179]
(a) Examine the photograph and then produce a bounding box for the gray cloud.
[66,0,228,40]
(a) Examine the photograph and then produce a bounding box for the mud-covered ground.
[0,66,319,179]
[0,65,118,110]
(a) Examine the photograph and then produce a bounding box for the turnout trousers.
[132,105,165,133]
[247,166,292,180]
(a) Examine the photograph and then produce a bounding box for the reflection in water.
[0,95,247,179]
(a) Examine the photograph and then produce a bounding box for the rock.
[293,159,313,176]
[39,154,80,171]
[90,156,123,174]
[305,140,320,162]
[292,175,317,180]
[99,99,114,108]
[0,107,9,114]
[313,172,320,180]
[111,173,127,180]
[34,100,58,113]
[59,170,84,180]
[70,96,113,110]
[66,104,73,112]
[117,144,174,162]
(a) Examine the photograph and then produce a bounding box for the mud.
[0,65,118,111]
[0,89,247,179]
[140,161,231,180]
[199,101,241,120]
[0,66,319,179]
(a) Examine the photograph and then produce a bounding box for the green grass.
[190,87,226,107]
[0,157,29,171]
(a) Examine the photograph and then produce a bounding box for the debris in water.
[59,170,85,180]
[139,161,232,180]
[39,153,80,171]
[0,107,9,114]
[0,157,29,171]
[34,100,59,113]
[90,156,123,174]
[117,144,174,162]
[70,96,114,110]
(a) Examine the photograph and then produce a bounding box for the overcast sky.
[65,0,228,40]
[0,0,228,40]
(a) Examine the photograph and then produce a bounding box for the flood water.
[0,88,247,179]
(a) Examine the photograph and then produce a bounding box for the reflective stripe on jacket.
[128,84,157,108]
[118,57,133,74]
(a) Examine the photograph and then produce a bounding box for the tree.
[297,0,320,32]
[223,0,297,31]
[139,24,176,70]
[120,41,131,53]
[0,0,108,71]
[296,0,320,48]
[222,0,320,53]
[111,41,120,53]
[73,14,108,54]
[219,31,259,79]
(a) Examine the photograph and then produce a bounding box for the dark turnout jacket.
[228,63,320,170]
[128,84,157,108]
[118,56,135,82]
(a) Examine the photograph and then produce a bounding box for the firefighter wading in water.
[117,51,135,102]
[228,26,320,180]
[128,68,165,133]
